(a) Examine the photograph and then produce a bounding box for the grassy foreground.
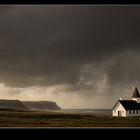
[0,110,140,127]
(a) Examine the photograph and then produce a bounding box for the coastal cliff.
[22,101,61,110]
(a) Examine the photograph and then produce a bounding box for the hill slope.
[22,101,61,110]
[0,99,28,111]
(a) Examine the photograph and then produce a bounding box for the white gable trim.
[112,101,126,117]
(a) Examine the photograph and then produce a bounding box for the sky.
[0,5,140,109]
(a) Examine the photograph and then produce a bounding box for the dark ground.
[0,110,140,127]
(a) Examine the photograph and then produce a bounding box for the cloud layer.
[0,6,140,108]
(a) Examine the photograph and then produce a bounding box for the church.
[112,87,140,117]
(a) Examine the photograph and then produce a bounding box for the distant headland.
[0,99,61,111]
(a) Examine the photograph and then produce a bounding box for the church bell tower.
[132,87,140,103]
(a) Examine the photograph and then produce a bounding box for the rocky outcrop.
[22,101,61,110]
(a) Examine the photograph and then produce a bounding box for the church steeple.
[132,87,140,102]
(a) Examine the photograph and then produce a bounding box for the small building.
[112,87,140,117]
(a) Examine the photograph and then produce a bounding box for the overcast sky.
[0,5,140,108]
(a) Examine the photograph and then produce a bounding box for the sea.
[53,109,112,116]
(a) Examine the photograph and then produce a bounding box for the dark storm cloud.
[0,6,140,88]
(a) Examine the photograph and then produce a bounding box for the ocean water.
[55,109,112,116]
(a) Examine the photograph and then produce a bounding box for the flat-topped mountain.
[0,99,28,111]
[0,99,61,111]
[22,101,61,110]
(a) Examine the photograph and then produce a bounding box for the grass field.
[0,110,140,127]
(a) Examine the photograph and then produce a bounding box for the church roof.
[119,100,140,110]
[132,87,140,98]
